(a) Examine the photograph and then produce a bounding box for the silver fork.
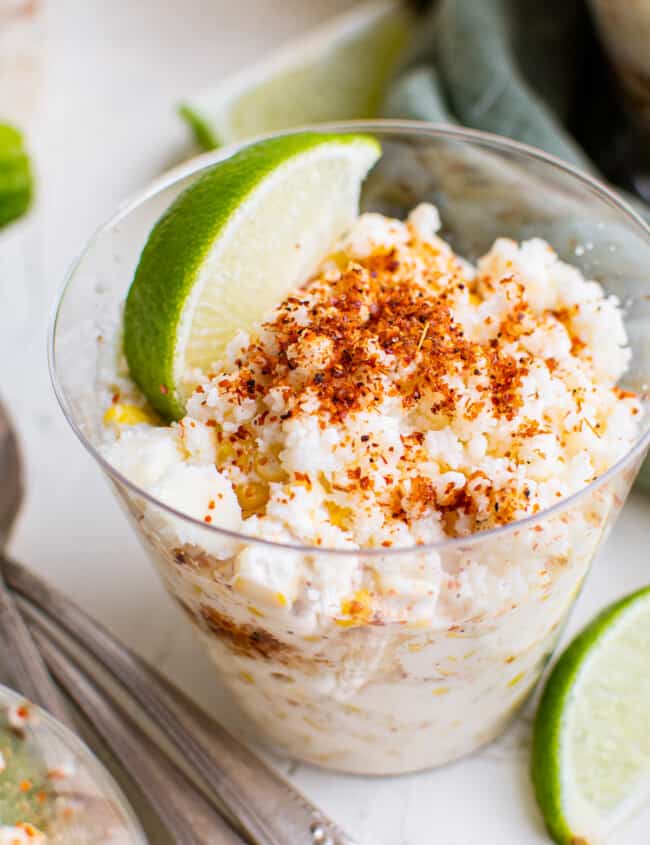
[26,613,247,845]
[0,561,245,845]
[5,556,358,845]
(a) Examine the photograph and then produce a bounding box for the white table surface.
[1,1,649,842]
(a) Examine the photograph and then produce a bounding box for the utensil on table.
[5,557,359,845]
[0,400,245,844]
[0,401,70,722]
[28,622,247,845]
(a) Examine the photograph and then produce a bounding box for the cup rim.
[49,119,650,558]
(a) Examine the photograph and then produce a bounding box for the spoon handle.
[0,558,71,726]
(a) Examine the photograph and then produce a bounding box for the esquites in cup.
[51,126,650,775]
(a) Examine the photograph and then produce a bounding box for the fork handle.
[4,556,358,845]
[0,557,71,726]
[31,624,247,845]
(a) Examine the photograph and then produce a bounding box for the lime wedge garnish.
[124,132,381,420]
[532,587,650,844]
[0,125,32,229]
[179,0,412,149]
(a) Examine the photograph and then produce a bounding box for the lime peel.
[0,124,33,229]
[124,132,380,420]
[532,586,650,845]
[179,0,412,149]
[177,105,220,151]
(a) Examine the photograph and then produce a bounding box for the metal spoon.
[0,400,72,723]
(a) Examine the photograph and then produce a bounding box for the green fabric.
[387,0,592,168]
[385,0,590,165]
[384,0,650,492]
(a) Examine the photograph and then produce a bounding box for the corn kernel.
[324,501,354,531]
[103,403,156,427]
[429,414,449,431]
[336,589,373,627]
[235,481,269,516]
[334,617,358,628]
[255,446,287,483]
[216,440,235,466]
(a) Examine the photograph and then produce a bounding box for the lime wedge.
[532,587,650,844]
[124,132,381,420]
[179,0,412,150]
[0,125,32,229]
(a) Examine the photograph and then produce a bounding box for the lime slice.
[124,132,381,420]
[532,587,650,844]
[179,0,412,150]
[0,125,32,229]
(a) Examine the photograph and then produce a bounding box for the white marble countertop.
[1,1,649,842]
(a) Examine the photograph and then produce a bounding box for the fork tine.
[27,610,247,845]
[3,556,357,845]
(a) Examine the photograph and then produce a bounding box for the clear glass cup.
[0,683,145,843]
[50,122,650,775]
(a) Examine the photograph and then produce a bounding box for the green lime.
[532,587,650,844]
[0,125,32,229]
[179,1,412,150]
[124,132,381,420]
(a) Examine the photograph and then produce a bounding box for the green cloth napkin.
[384,0,650,491]
[385,0,592,166]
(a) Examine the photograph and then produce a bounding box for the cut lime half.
[179,0,412,149]
[532,587,650,844]
[124,132,381,420]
